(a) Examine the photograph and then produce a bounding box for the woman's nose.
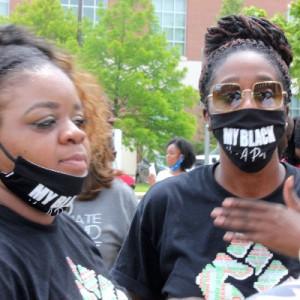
[59,120,86,144]
[241,89,256,109]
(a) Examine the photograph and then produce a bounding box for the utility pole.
[201,48,210,165]
[77,0,83,46]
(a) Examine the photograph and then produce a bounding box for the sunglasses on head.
[207,81,287,113]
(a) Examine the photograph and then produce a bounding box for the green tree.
[82,0,197,158]
[231,3,300,105]
[0,0,83,53]
[241,6,268,18]
[215,0,245,22]
[275,0,300,100]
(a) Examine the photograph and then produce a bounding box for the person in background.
[0,24,128,299]
[111,15,300,299]
[148,137,196,186]
[278,114,294,159]
[281,116,300,167]
[68,102,138,270]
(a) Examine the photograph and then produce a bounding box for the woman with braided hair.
[0,24,129,299]
[111,15,300,299]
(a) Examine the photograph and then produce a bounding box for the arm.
[211,176,300,258]
[147,173,156,186]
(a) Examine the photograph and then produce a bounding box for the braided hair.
[199,15,293,109]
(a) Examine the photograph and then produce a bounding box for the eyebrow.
[24,102,83,115]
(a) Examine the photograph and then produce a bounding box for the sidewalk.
[135,192,146,201]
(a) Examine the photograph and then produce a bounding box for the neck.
[0,184,55,225]
[171,169,185,176]
[215,151,286,199]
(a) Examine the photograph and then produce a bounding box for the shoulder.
[156,165,210,188]
[142,165,210,210]
[284,162,300,183]
[110,178,138,205]
[113,177,134,192]
[58,213,94,238]
[156,169,172,181]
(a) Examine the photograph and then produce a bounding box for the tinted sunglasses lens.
[212,84,242,111]
[253,82,283,108]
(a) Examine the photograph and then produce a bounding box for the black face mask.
[210,109,286,173]
[0,144,87,216]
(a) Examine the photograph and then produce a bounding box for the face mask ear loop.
[0,143,16,163]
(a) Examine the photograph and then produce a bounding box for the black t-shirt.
[111,162,300,299]
[0,205,128,300]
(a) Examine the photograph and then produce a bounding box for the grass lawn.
[135,182,150,193]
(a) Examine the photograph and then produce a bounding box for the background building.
[2,0,298,174]
[6,0,294,86]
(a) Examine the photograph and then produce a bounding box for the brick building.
[2,0,298,154]
[4,0,294,78]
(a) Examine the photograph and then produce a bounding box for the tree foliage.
[240,2,300,100]
[241,6,267,18]
[0,0,197,158]
[81,0,197,158]
[277,0,300,98]
[0,0,83,53]
[215,0,245,22]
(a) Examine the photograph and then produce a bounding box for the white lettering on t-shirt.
[72,213,103,247]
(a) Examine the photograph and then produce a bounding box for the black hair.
[199,15,293,109]
[166,137,196,170]
[283,116,300,166]
[0,24,75,93]
[0,24,53,73]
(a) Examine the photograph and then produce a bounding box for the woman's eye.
[227,92,241,101]
[33,117,56,128]
[261,91,273,99]
[73,117,88,128]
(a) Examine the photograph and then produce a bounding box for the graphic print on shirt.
[67,257,128,300]
[71,213,102,247]
[195,241,292,300]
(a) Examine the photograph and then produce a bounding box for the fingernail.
[214,216,225,225]
[223,198,233,207]
[211,207,221,217]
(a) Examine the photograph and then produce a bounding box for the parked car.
[196,147,220,166]
[136,155,168,183]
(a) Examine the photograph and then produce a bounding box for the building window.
[289,94,300,117]
[60,0,107,24]
[0,0,9,16]
[153,0,186,56]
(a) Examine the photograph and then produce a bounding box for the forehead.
[212,50,280,85]
[2,65,81,109]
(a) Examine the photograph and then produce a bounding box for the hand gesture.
[211,176,300,258]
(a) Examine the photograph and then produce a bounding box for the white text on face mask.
[223,125,276,147]
[28,184,75,208]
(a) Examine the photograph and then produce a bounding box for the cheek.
[0,156,15,173]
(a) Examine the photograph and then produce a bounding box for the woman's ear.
[203,108,212,131]
[285,105,289,121]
